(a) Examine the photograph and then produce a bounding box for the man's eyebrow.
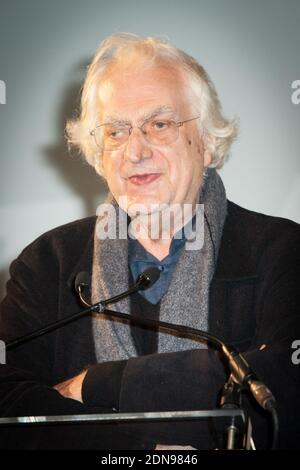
[103,106,177,125]
[142,106,177,121]
[104,116,131,125]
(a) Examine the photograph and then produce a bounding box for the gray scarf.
[91,168,227,362]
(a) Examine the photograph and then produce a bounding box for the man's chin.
[117,195,168,217]
[127,202,164,218]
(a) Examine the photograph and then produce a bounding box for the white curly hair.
[66,32,238,176]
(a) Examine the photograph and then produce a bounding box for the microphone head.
[136,267,161,291]
[74,271,90,293]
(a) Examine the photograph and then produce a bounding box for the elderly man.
[0,33,299,450]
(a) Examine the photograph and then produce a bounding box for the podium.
[0,408,253,450]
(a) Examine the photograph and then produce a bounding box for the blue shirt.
[128,217,196,305]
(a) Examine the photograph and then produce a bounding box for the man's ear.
[203,149,212,167]
[203,134,216,168]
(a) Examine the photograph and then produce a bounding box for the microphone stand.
[6,303,101,351]
[6,272,278,449]
[219,375,243,449]
[6,301,248,448]
[93,305,278,450]
[6,269,158,351]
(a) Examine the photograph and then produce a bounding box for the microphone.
[101,267,161,307]
[136,267,161,291]
[74,267,161,308]
[223,347,276,412]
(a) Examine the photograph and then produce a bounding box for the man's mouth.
[128,173,161,185]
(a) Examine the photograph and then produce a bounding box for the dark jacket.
[0,201,299,449]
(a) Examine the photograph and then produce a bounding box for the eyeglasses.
[90,116,200,151]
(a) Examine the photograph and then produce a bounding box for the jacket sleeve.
[0,250,153,450]
[0,243,95,409]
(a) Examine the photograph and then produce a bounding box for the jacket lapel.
[209,201,260,349]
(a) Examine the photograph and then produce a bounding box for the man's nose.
[123,127,153,162]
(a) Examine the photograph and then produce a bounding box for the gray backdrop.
[0,0,299,299]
